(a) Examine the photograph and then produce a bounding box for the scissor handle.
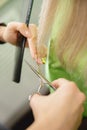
[38,85,50,95]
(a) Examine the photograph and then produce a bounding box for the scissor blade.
[25,60,56,90]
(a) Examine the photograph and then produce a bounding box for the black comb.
[13,0,34,83]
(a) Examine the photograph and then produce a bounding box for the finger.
[29,94,40,109]
[51,78,70,88]
[78,92,86,105]
[28,24,38,60]
[7,22,31,38]
[28,38,37,59]
[37,44,47,58]
[29,94,43,119]
[28,24,47,64]
[36,44,47,64]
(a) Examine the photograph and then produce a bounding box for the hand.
[2,22,31,45]
[27,24,47,64]
[3,22,47,64]
[29,78,86,130]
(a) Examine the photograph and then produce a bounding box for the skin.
[26,78,86,130]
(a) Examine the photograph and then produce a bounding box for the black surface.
[78,117,87,130]
[0,124,10,130]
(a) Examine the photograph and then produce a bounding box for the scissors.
[25,60,56,95]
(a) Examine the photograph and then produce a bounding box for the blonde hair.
[38,0,87,82]
[38,0,59,45]
[56,0,87,68]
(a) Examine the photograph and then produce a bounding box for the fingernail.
[37,58,43,64]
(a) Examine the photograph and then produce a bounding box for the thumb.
[29,94,42,120]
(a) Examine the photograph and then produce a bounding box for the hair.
[37,0,59,45]
[38,0,87,83]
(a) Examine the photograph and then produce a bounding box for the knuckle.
[7,22,13,28]
[69,81,77,91]
[69,81,77,88]
[80,92,86,102]
[63,81,78,95]
[29,24,37,29]
[20,23,26,28]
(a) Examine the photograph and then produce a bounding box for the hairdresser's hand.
[2,22,47,63]
[2,22,31,45]
[29,78,86,130]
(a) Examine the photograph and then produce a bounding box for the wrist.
[0,23,6,44]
